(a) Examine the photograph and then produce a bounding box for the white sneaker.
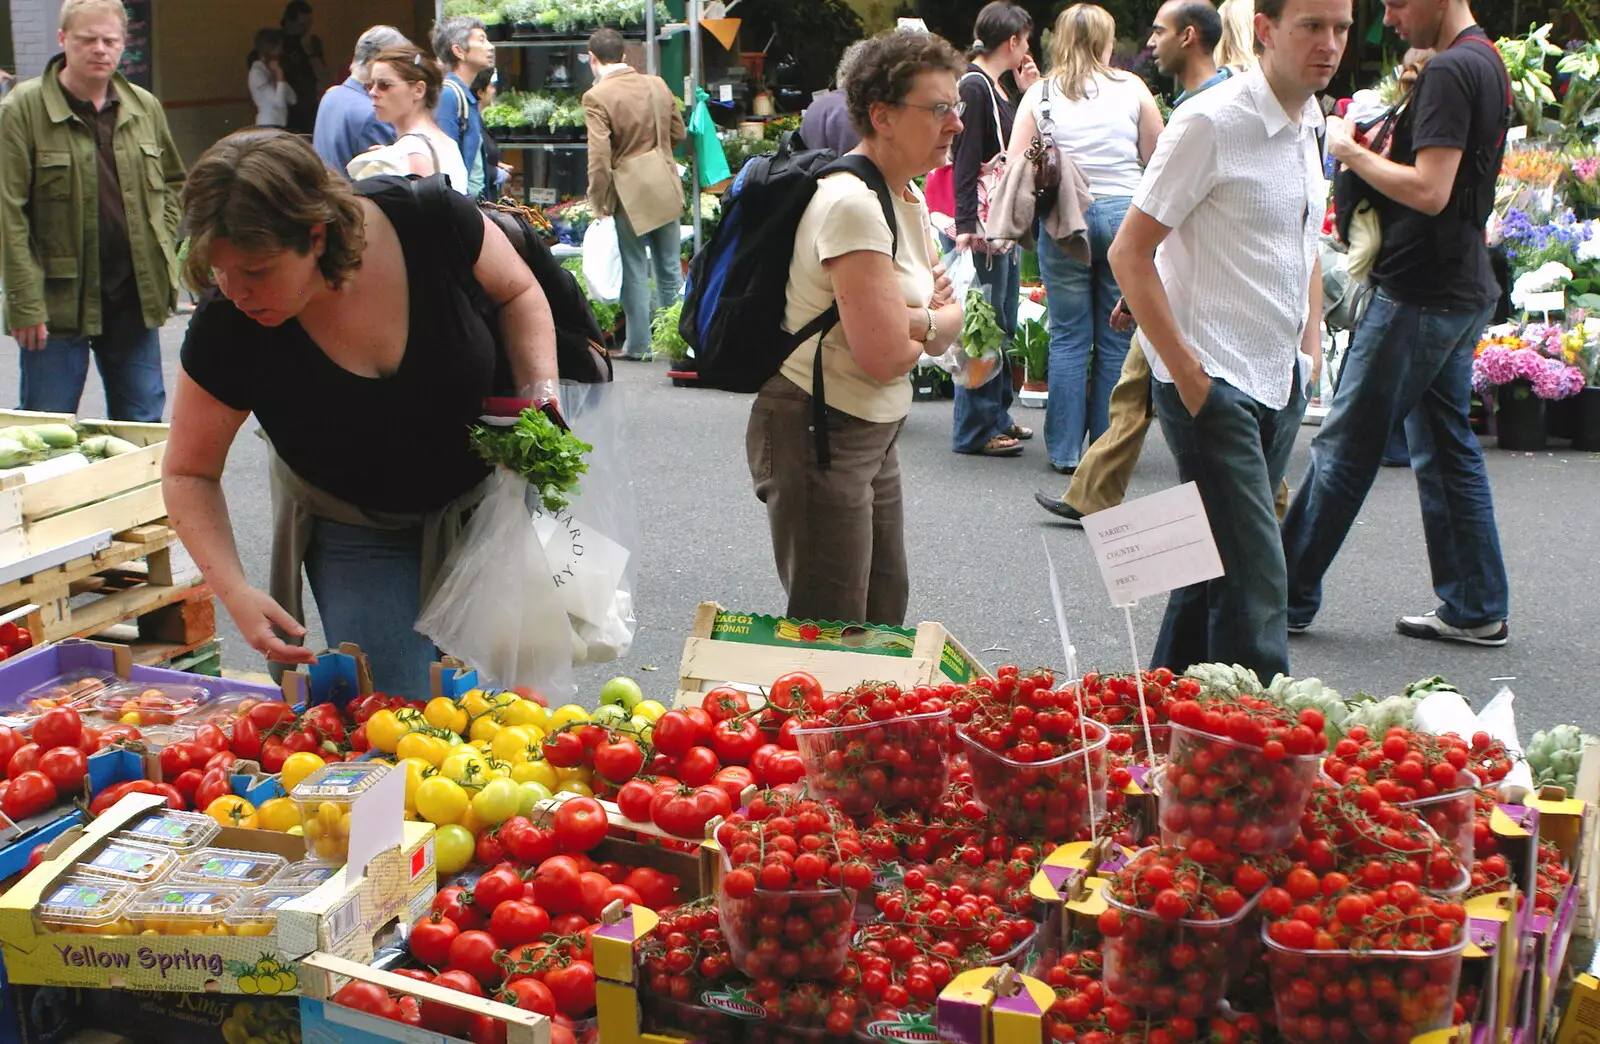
[1395,610,1508,647]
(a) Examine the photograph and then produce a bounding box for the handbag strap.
[960,69,1006,152]
[1036,79,1057,140]
[401,132,442,176]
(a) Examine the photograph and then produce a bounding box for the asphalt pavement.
[8,318,1599,736]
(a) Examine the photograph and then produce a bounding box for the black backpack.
[679,138,896,465]
[409,175,612,385]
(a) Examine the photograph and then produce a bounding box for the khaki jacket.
[582,66,686,219]
[986,146,1094,262]
[0,57,185,336]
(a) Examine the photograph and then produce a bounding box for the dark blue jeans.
[952,246,1019,452]
[18,312,165,420]
[304,517,438,695]
[1283,293,1507,629]
[1040,196,1134,469]
[1151,373,1306,679]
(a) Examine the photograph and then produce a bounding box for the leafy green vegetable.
[1526,723,1595,790]
[961,290,1004,360]
[469,407,592,513]
[651,300,691,361]
[1008,317,1049,383]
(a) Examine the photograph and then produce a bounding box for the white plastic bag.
[415,468,576,698]
[921,248,1004,389]
[582,216,623,303]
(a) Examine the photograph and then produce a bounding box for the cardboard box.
[76,986,299,1044]
[936,967,1055,1044]
[298,951,547,1044]
[0,793,434,994]
[671,602,990,708]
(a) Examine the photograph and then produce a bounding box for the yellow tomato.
[414,777,469,826]
[483,756,512,779]
[423,697,469,735]
[396,731,449,766]
[460,689,494,719]
[399,757,432,811]
[439,750,490,789]
[457,803,486,835]
[471,777,521,825]
[206,795,258,829]
[468,713,502,745]
[633,699,668,723]
[491,726,537,763]
[555,780,594,798]
[280,752,326,792]
[499,698,544,728]
[256,798,302,832]
[510,759,559,789]
[553,765,592,784]
[365,709,409,753]
[434,824,475,874]
[548,704,590,729]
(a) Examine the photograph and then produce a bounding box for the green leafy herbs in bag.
[469,407,593,513]
[961,290,1004,360]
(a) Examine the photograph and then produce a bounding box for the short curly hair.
[842,30,966,138]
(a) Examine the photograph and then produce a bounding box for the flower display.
[1473,321,1587,399]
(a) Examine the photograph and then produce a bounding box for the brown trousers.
[746,375,909,626]
[1065,335,1291,519]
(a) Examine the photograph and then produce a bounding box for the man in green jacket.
[0,0,185,421]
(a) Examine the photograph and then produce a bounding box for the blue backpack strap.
[801,154,899,467]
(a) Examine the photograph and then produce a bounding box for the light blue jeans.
[1039,196,1134,469]
[304,517,437,696]
[18,312,165,421]
[615,205,683,357]
[951,245,1020,453]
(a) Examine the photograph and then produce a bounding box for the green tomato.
[591,703,631,727]
[517,780,554,816]
[600,676,644,710]
[435,824,475,874]
[470,777,522,825]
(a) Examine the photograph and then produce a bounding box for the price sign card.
[1083,482,1224,606]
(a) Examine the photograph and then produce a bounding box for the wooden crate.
[0,409,169,570]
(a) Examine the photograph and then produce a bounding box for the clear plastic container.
[75,839,178,884]
[1101,881,1263,1015]
[957,718,1109,838]
[1263,930,1467,1042]
[716,847,857,981]
[179,692,280,731]
[120,809,221,851]
[171,848,287,888]
[1108,723,1172,768]
[1155,722,1323,854]
[1398,770,1479,868]
[290,762,390,861]
[224,885,313,937]
[790,709,951,816]
[128,886,240,935]
[269,859,344,889]
[89,681,210,726]
[3,669,116,731]
[35,876,139,934]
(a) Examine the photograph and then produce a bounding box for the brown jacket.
[582,65,686,219]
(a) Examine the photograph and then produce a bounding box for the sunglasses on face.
[368,79,403,93]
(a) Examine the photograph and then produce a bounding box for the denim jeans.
[304,517,438,695]
[1151,373,1306,679]
[1039,196,1134,469]
[18,311,165,420]
[615,206,683,357]
[952,246,1020,452]
[1282,293,1507,628]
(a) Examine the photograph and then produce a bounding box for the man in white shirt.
[1108,0,1349,680]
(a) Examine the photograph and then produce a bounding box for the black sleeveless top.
[180,176,502,513]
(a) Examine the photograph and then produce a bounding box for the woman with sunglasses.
[351,43,469,195]
[746,30,966,627]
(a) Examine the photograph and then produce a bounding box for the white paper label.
[343,763,406,881]
[527,187,558,205]
[533,507,631,625]
[718,83,733,103]
[1082,483,1225,607]
[1506,125,1528,142]
[1525,290,1566,314]
[897,17,929,31]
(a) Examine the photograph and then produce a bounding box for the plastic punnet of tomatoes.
[1297,784,1469,898]
[35,876,140,934]
[1098,847,1268,1017]
[1158,721,1323,855]
[791,705,952,816]
[957,718,1109,839]
[4,669,116,731]
[1321,726,1483,868]
[120,809,222,851]
[224,885,315,936]
[1108,722,1172,769]
[1262,930,1468,1042]
[290,761,390,861]
[177,691,275,731]
[88,681,210,727]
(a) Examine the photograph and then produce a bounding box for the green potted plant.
[549,95,587,142]
[481,9,509,41]
[501,0,541,37]
[653,301,698,381]
[1010,316,1050,392]
[520,93,556,138]
[481,101,529,141]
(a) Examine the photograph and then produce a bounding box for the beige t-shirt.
[778,171,935,423]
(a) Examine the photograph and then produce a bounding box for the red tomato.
[100,724,142,743]
[684,707,715,746]
[229,717,262,760]
[7,743,41,779]
[349,723,370,752]
[158,743,194,779]
[32,707,82,752]
[473,867,526,912]
[3,770,57,820]
[38,746,87,793]
[676,746,720,787]
[578,871,612,920]
[777,715,805,750]
[410,914,461,966]
[765,750,807,784]
[205,750,238,772]
[422,970,483,1035]
[333,981,402,1022]
[448,929,503,988]
[599,883,643,913]
[532,855,585,914]
[542,731,585,768]
[623,866,679,909]
[195,767,232,810]
[769,671,822,711]
[303,703,345,744]
[544,960,597,1016]
[23,841,48,874]
[392,969,435,986]
[501,978,556,1016]
[710,766,755,807]
[501,819,555,865]
[171,768,203,806]
[710,719,761,766]
[246,701,296,732]
[651,711,696,756]
[258,738,289,773]
[467,1014,507,1044]
[150,782,185,809]
[488,900,550,947]
[191,725,229,760]
[614,779,656,822]
[550,796,608,853]
[75,726,103,756]
[0,726,23,769]
[701,686,749,723]
[591,738,643,784]
[281,728,320,755]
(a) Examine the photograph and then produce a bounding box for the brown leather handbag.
[1031,81,1062,219]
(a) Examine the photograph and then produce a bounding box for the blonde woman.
[1214,0,1258,72]
[1007,4,1162,474]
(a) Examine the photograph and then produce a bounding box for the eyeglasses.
[367,79,402,93]
[898,100,965,120]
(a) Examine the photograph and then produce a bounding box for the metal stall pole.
[688,0,704,253]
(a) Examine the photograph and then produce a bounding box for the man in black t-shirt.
[1282,0,1511,648]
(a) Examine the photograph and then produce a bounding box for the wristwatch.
[921,307,938,344]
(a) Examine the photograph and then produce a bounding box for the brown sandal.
[970,434,1024,457]
[1007,424,1034,441]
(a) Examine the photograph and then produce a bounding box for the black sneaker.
[1395,610,1508,647]
[1287,621,1311,635]
[1033,491,1084,526]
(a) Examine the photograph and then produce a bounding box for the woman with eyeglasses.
[1012,4,1163,475]
[746,30,966,627]
[350,44,470,195]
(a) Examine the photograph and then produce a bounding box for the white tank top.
[1025,71,1145,197]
